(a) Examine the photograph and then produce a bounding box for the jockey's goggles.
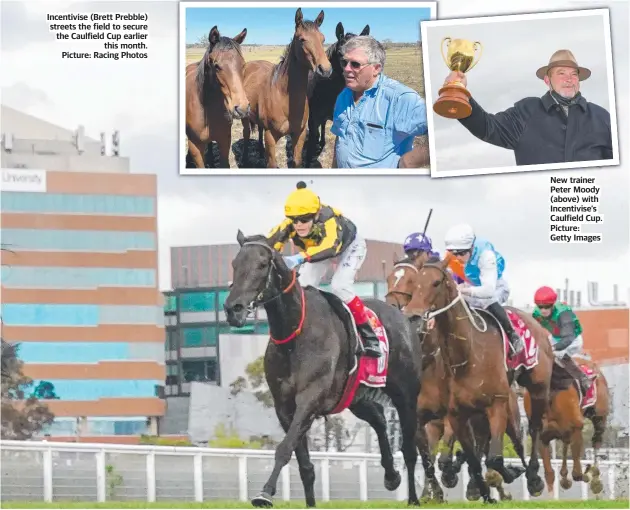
[537,303,554,309]
[289,214,315,224]
[451,249,471,256]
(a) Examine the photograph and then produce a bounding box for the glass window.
[179,291,216,312]
[165,328,178,351]
[0,192,155,216]
[16,342,163,363]
[86,417,149,436]
[181,326,217,347]
[182,359,217,382]
[1,304,163,326]
[0,228,155,252]
[39,418,78,436]
[1,266,156,289]
[30,379,163,400]
[164,295,177,313]
[217,289,231,310]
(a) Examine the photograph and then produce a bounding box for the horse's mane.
[273,20,320,83]
[394,256,413,266]
[196,36,244,99]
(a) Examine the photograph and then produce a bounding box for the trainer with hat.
[442,49,613,165]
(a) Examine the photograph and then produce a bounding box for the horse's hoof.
[441,472,458,489]
[483,495,497,504]
[560,477,572,490]
[407,498,421,507]
[251,492,274,508]
[527,476,545,497]
[591,476,604,494]
[591,465,601,478]
[466,487,481,501]
[504,465,526,484]
[500,491,513,501]
[575,472,587,483]
[384,470,402,491]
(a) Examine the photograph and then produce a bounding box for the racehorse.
[523,354,610,495]
[185,26,249,168]
[403,258,554,502]
[224,231,422,507]
[385,260,524,502]
[305,22,370,166]
[240,9,332,168]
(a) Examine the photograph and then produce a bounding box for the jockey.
[266,181,381,358]
[533,286,592,394]
[403,232,440,269]
[444,223,525,357]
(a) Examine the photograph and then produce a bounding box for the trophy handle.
[467,41,483,72]
[440,37,451,69]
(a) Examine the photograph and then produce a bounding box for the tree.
[1,340,55,440]
[230,356,274,408]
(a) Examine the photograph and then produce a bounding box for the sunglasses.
[289,215,314,224]
[538,304,553,309]
[451,249,470,257]
[339,57,372,70]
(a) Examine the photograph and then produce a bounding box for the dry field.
[184,44,429,170]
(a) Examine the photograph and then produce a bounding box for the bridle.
[384,262,418,310]
[239,241,305,345]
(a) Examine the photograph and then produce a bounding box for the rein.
[384,262,418,309]
[242,241,306,345]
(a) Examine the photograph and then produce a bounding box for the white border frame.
[179,1,437,175]
[420,8,620,178]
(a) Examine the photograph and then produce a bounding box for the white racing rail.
[0,440,627,503]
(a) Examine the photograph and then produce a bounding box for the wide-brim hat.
[536,49,591,81]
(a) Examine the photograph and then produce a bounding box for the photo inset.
[180,1,436,174]
[420,8,619,178]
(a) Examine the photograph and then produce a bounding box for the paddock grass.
[183,44,429,170]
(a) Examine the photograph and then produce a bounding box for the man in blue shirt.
[330,36,429,169]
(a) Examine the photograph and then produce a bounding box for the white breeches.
[462,277,510,309]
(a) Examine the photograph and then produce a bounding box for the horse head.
[203,25,250,119]
[293,8,332,78]
[224,230,293,327]
[404,258,458,326]
[329,22,370,77]
[385,259,418,310]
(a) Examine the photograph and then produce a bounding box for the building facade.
[1,107,165,442]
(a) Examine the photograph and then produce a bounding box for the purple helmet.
[404,232,433,253]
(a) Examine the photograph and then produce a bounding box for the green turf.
[2,500,628,509]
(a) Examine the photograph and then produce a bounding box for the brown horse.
[185,26,249,168]
[240,8,332,168]
[385,260,524,502]
[523,354,610,495]
[403,259,554,502]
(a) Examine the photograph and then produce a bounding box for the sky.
[1,0,629,311]
[423,10,621,173]
[185,6,433,46]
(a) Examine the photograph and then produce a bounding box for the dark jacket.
[458,91,613,165]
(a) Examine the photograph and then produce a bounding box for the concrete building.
[1,105,165,442]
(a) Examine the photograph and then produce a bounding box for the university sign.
[1,169,47,192]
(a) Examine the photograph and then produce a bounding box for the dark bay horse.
[305,22,370,166]
[224,232,422,507]
[404,259,554,502]
[185,26,249,168]
[385,260,523,502]
[524,354,610,495]
[240,9,332,168]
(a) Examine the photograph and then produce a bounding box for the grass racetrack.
[184,44,429,169]
[3,500,629,509]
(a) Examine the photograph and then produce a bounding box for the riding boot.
[561,353,592,396]
[487,302,525,356]
[346,296,382,358]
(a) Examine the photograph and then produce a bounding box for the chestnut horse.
[404,259,554,502]
[240,8,332,168]
[305,22,370,166]
[523,354,610,496]
[185,26,249,168]
[385,260,525,502]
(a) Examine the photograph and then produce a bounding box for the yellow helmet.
[284,181,320,217]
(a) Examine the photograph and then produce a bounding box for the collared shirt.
[331,74,428,168]
[458,91,613,165]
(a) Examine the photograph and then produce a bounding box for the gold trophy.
[433,37,483,119]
